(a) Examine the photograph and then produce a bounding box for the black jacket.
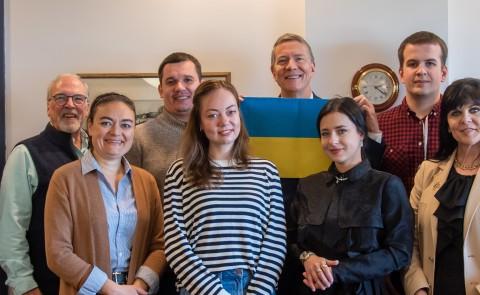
[289,160,413,294]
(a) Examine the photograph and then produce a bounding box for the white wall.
[306,0,448,101]
[5,0,479,153]
[448,0,480,80]
[5,0,305,152]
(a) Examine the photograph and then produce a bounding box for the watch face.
[358,69,394,105]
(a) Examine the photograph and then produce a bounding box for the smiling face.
[447,102,480,151]
[47,76,89,134]
[88,101,135,161]
[159,60,201,122]
[399,43,447,102]
[319,111,364,172]
[199,88,241,159]
[271,40,315,98]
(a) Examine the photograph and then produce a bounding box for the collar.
[400,96,441,117]
[156,106,188,128]
[44,123,89,153]
[44,122,75,146]
[79,129,89,154]
[327,159,371,184]
[278,91,316,99]
[81,150,132,176]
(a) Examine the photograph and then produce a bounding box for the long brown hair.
[181,80,249,187]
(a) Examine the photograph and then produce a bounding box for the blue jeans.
[180,268,275,295]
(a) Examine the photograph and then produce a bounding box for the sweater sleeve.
[163,162,229,295]
[246,164,286,295]
[135,171,167,294]
[332,175,413,284]
[0,145,39,294]
[44,169,100,290]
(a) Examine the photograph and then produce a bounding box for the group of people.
[0,29,478,295]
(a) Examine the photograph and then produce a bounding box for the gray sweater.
[127,107,187,196]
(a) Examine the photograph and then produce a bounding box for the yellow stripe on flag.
[249,137,331,178]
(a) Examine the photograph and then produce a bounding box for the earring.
[360,141,364,147]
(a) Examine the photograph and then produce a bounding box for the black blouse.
[433,168,474,295]
[289,160,413,294]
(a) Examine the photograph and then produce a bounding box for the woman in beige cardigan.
[45,93,166,295]
[404,78,480,295]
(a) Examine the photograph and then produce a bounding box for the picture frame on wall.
[78,72,231,124]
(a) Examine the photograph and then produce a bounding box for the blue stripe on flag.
[241,97,328,138]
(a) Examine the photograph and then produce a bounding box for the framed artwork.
[78,72,231,124]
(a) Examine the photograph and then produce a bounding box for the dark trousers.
[158,266,179,295]
[0,268,7,295]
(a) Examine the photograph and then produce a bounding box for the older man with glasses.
[0,74,89,295]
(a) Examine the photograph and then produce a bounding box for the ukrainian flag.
[241,97,331,178]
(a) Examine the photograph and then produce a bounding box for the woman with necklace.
[45,93,166,294]
[290,97,413,294]
[404,78,480,295]
[163,80,286,295]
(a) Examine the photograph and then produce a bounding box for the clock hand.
[374,85,387,95]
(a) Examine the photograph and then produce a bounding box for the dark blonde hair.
[181,80,249,187]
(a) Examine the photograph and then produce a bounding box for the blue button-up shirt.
[78,151,137,294]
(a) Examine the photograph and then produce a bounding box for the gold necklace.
[454,158,480,170]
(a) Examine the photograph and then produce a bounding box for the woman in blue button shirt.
[45,92,166,295]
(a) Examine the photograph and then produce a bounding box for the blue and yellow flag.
[241,97,331,178]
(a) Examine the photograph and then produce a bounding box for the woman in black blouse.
[404,78,480,295]
[290,97,413,294]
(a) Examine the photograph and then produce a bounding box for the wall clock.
[351,63,399,112]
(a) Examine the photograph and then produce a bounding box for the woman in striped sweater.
[163,80,286,295]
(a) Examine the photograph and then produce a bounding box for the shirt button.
[418,142,422,146]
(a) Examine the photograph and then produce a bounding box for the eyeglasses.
[50,94,88,106]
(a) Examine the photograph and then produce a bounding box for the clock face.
[351,63,399,112]
[358,70,394,105]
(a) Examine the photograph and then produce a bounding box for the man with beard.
[0,74,89,295]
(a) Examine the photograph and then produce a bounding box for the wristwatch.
[299,251,316,264]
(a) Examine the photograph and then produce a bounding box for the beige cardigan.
[45,160,166,295]
[404,153,480,295]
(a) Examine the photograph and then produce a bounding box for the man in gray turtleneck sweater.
[127,52,202,196]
